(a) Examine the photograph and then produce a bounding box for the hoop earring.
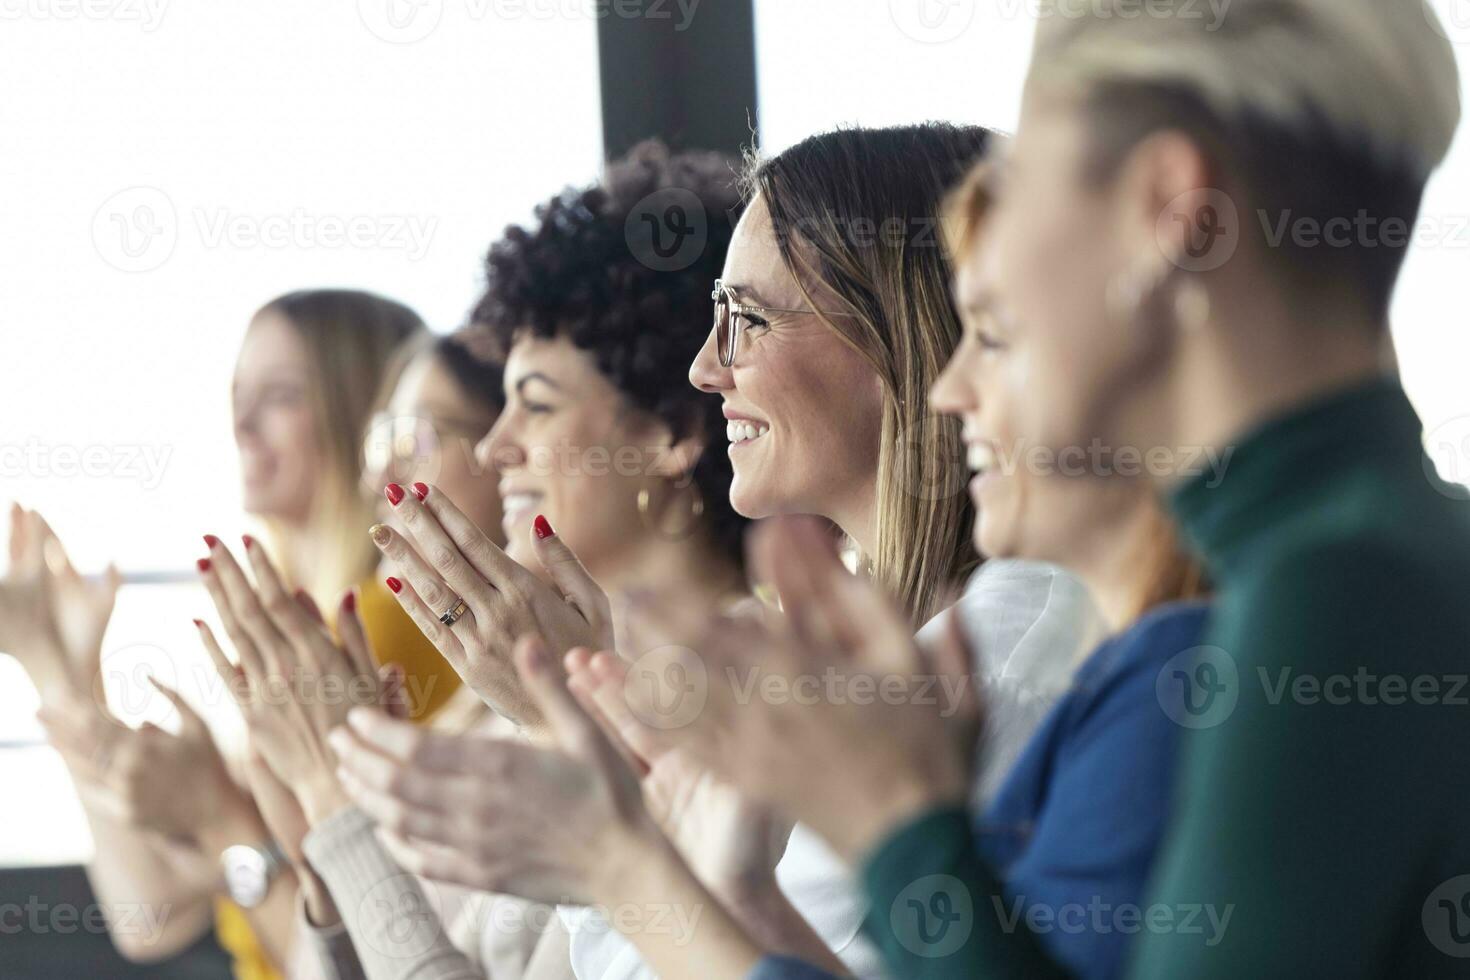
[637,480,705,540]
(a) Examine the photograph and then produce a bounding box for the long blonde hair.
[251,289,427,603]
[744,125,995,624]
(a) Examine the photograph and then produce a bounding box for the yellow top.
[213,577,463,974]
[213,897,280,980]
[356,575,465,719]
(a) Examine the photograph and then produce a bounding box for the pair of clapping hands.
[290,484,979,928]
[182,482,617,869]
[3,504,253,846]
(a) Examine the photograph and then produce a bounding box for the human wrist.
[296,771,354,828]
[587,819,680,909]
[707,863,782,913]
[820,761,968,864]
[197,793,270,857]
[296,864,340,927]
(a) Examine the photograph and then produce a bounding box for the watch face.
[222,845,270,908]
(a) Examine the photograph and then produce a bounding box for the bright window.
[0,1,603,865]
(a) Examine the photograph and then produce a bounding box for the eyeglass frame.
[362,411,494,478]
[710,278,852,367]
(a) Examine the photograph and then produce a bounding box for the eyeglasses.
[362,412,491,480]
[710,279,850,367]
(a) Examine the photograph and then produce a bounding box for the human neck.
[1066,496,1164,633]
[823,476,879,563]
[1153,290,1389,490]
[592,529,747,639]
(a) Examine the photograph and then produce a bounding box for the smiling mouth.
[726,420,770,446]
[500,491,544,524]
[968,442,999,477]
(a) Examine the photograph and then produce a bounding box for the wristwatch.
[220,841,286,909]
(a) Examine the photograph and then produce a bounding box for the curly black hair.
[470,140,747,567]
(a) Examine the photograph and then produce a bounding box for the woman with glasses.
[696,1,1466,977]
[234,140,841,980]
[316,125,1103,979]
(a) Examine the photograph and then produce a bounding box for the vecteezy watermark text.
[0,439,172,490]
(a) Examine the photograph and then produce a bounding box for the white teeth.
[726,421,770,444]
[968,443,997,473]
[502,493,542,513]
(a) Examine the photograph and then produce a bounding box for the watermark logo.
[92,186,438,271]
[94,642,181,726]
[623,644,707,730]
[1159,188,1239,273]
[890,0,975,44]
[1423,416,1470,500]
[0,0,169,31]
[1156,645,1238,729]
[92,186,177,273]
[625,187,707,272]
[358,0,444,42]
[1425,0,1470,47]
[0,438,173,490]
[890,874,974,957]
[1424,875,1470,958]
[357,874,445,958]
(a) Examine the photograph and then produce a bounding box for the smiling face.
[986,92,1181,461]
[478,333,684,576]
[932,234,1144,566]
[232,311,321,524]
[688,196,884,527]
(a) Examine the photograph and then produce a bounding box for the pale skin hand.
[1,504,121,701]
[195,535,394,826]
[565,649,850,975]
[37,679,247,842]
[36,679,269,963]
[623,514,978,864]
[331,635,769,980]
[328,643,646,908]
[368,482,614,731]
[242,750,340,927]
[573,648,791,896]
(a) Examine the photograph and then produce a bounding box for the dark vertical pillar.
[597,0,758,160]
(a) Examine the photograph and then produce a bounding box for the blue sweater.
[751,602,1211,980]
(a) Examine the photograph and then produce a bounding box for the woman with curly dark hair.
[265,142,876,980]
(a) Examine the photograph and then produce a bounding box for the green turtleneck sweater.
[854,377,1470,978]
[1132,377,1470,976]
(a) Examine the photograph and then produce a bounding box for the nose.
[232,393,259,445]
[929,333,980,420]
[476,410,524,474]
[689,326,733,394]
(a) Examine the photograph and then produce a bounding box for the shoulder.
[1073,602,1212,696]
[922,560,1103,684]
[1241,532,1466,632]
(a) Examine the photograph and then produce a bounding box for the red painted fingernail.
[411,482,429,502]
[203,534,220,549]
[241,534,256,550]
[192,618,204,628]
[385,576,403,594]
[343,590,357,612]
[196,557,212,572]
[533,514,554,540]
[385,483,405,506]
